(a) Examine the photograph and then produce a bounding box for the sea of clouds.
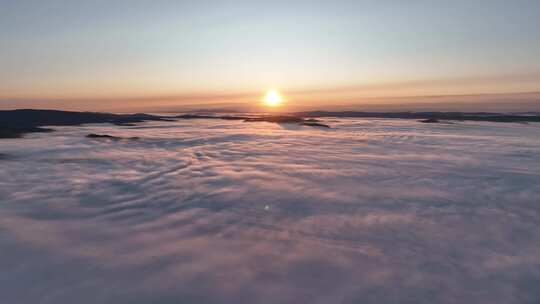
[1,118,540,303]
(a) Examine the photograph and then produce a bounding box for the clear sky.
[1,0,540,111]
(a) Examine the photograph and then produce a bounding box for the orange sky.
[2,74,540,112]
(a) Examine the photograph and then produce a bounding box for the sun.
[263,89,283,107]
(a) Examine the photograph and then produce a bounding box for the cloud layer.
[1,119,540,303]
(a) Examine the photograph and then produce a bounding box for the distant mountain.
[0,109,170,127]
[295,111,540,123]
[0,109,171,138]
[2,109,539,139]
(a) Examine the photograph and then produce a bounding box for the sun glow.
[263,89,283,107]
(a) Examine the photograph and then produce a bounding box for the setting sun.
[263,90,283,107]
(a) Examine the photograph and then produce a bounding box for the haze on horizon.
[1,0,540,112]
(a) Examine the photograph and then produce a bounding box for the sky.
[1,0,540,111]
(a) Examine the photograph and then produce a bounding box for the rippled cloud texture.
[1,119,540,303]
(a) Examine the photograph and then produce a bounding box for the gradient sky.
[1,0,540,111]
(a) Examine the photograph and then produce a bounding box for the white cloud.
[1,119,540,303]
